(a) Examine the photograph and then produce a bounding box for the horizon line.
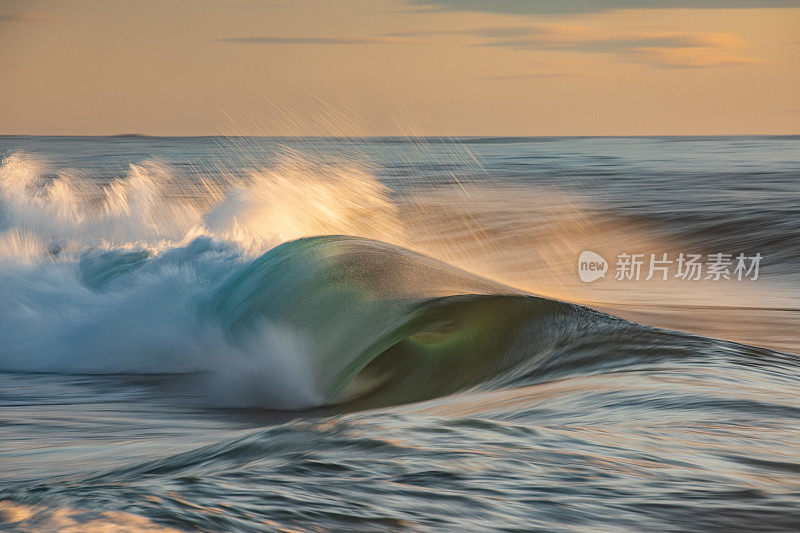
[1,133,799,139]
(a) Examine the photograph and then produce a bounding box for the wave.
[0,151,791,411]
[0,228,784,411]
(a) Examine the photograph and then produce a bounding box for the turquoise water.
[0,136,799,531]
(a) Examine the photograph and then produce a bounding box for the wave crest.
[0,151,401,256]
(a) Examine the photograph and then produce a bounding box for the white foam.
[0,151,399,408]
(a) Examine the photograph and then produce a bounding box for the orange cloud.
[409,0,800,16]
[629,46,763,68]
[385,23,762,69]
[0,13,47,23]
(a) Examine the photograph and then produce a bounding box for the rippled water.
[0,135,798,531]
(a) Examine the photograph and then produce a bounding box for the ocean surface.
[0,135,798,531]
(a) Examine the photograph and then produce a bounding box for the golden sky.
[0,0,798,135]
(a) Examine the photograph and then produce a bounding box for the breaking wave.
[0,151,789,411]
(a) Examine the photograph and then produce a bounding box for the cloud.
[387,24,760,68]
[488,31,761,68]
[407,0,800,16]
[480,73,573,81]
[230,2,287,8]
[487,32,747,52]
[385,24,577,39]
[628,47,762,68]
[0,13,45,23]
[218,21,760,69]
[216,36,387,45]
[387,26,544,38]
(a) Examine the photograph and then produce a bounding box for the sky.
[0,0,798,136]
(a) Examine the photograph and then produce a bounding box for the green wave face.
[333,293,580,409]
[210,235,725,411]
[210,235,583,408]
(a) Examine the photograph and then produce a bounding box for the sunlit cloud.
[0,13,46,23]
[480,73,573,81]
[408,0,800,16]
[230,1,287,8]
[386,24,761,68]
[627,45,763,68]
[480,32,747,52]
[385,24,581,40]
[215,36,399,45]
[480,30,760,68]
